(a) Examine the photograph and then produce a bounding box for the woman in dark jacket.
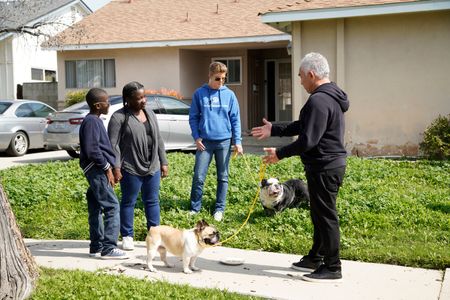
[108,81,169,251]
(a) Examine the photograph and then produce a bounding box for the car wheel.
[6,131,29,156]
[66,150,80,158]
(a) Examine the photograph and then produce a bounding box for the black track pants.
[306,166,346,270]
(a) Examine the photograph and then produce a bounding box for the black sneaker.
[302,265,343,283]
[291,255,323,272]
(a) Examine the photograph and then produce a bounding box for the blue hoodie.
[189,84,242,145]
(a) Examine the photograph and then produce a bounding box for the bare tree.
[0,2,89,298]
[0,0,88,46]
[0,184,39,300]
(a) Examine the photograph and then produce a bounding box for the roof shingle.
[262,0,422,14]
[55,0,289,46]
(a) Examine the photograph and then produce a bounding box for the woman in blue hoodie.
[189,61,243,221]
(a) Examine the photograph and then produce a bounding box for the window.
[212,57,241,84]
[65,59,116,88]
[146,96,162,113]
[29,103,54,117]
[0,103,12,114]
[158,96,189,115]
[15,103,34,117]
[45,70,56,82]
[31,68,43,80]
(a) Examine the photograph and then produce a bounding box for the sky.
[83,0,111,11]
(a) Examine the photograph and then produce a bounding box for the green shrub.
[420,114,450,160]
[65,90,88,107]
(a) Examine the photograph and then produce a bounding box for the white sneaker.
[122,236,134,251]
[213,211,223,222]
[100,248,129,260]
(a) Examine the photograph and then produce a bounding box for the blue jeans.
[190,139,231,213]
[85,166,120,255]
[120,170,161,237]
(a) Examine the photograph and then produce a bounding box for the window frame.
[211,57,242,85]
[31,68,43,81]
[65,58,116,89]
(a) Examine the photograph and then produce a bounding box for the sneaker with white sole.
[89,251,101,258]
[213,211,223,222]
[291,255,324,272]
[100,248,129,260]
[122,236,134,251]
[189,210,199,216]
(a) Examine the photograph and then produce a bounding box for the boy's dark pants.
[85,166,120,255]
[305,166,346,270]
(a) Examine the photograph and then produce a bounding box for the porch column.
[336,19,345,89]
[291,21,303,119]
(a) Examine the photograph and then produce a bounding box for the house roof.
[51,0,291,50]
[260,0,450,22]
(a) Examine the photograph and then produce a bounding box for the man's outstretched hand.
[251,118,272,140]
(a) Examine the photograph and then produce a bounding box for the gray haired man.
[251,52,349,282]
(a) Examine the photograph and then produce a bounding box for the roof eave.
[261,0,450,23]
[49,34,291,51]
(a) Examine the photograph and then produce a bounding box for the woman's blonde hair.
[209,61,227,75]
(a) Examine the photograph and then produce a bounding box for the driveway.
[0,150,71,170]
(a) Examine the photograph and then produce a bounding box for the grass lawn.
[0,152,448,297]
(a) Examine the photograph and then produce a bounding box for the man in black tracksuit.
[251,52,349,282]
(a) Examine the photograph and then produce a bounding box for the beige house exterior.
[261,0,450,156]
[51,0,293,131]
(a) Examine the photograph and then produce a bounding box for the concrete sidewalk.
[25,239,448,300]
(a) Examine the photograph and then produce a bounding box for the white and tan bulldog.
[146,220,220,274]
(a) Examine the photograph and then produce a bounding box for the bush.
[65,90,88,107]
[144,88,183,99]
[420,114,450,160]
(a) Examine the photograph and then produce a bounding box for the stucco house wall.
[58,47,181,101]
[58,47,252,130]
[291,10,450,156]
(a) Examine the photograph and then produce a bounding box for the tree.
[1,1,88,298]
[0,0,88,47]
[0,184,39,300]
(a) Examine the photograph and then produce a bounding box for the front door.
[265,59,292,122]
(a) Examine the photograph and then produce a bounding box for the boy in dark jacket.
[79,88,128,259]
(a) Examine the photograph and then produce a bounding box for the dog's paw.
[148,265,158,273]
[190,265,200,271]
[164,263,175,268]
[183,268,193,274]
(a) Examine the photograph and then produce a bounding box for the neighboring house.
[48,0,293,131]
[260,0,450,156]
[0,0,91,102]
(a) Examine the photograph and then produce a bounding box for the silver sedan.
[0,99,56,156]
[44,94,195,158]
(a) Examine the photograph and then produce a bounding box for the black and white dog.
[259,178,310,216]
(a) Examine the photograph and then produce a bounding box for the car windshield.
[64,101,90,112]
[0,102,12,114]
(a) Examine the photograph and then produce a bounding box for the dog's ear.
[196,219,209,230]
[260,178,267,187]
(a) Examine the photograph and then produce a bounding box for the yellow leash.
[211,151,267,247]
